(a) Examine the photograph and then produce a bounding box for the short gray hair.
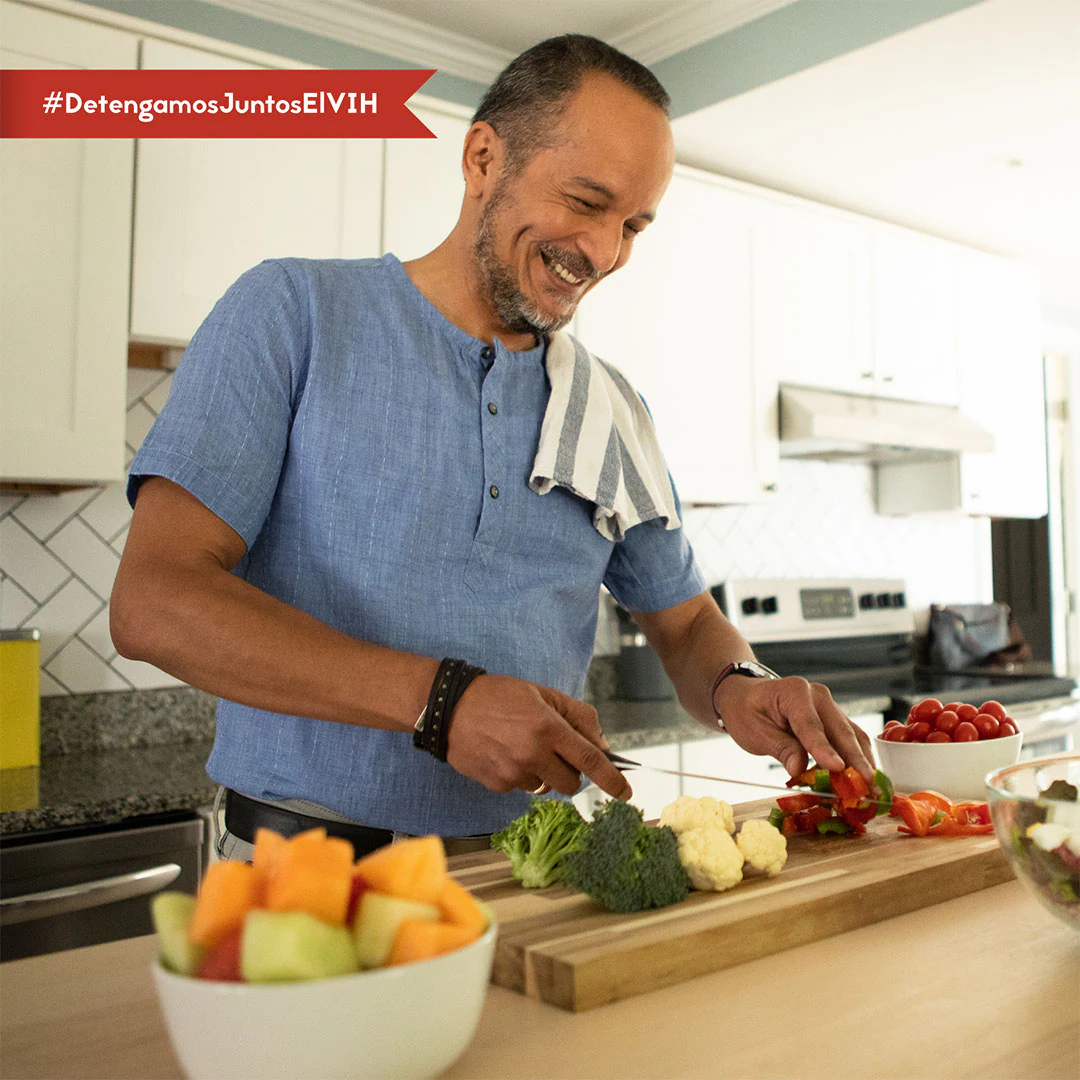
[472,34,670,175]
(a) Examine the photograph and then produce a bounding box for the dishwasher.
[0,810,204,962]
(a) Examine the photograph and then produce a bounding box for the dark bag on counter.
[927,603,1033,669]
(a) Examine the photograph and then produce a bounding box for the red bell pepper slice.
[794,804,833,832]
[777,793,822,813]
[949,802,992,826]
[780,815,798,837]
[907,790,952,814]
[895,797,938,837]
[829,768,871,801]
[841,803,877,828]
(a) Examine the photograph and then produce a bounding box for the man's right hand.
[444,674,633,802]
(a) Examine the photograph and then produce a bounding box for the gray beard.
[473,186,574,336]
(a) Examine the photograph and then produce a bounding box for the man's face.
[473,73,675,336]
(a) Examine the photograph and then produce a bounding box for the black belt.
[223,789,491,859]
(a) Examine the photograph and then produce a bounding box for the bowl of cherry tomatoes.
[874,698,1022,801]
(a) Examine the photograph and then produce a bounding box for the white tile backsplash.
[1,368,991,695]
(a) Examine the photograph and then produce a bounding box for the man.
[111,35,873,857]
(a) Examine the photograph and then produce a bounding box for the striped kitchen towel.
[530,331,681,542]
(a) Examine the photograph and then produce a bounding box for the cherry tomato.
[910,698,943,724]
[883,724,910,742]
[943,702,964,713]
[883,720,904,732]
[979,701,1008,723]
[935,709,961,734]
[926,730,952,743]
[953,721,979,742]
[998,720,1019,738]
[955,703,979,722]
[973,713,1000,740]
[909,721,933,742]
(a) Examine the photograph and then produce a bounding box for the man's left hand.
[712,675,875,782]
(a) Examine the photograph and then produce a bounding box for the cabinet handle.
[763,482,778,493]
[860,371,873,379]
[882,375,894,383]
[0,863,182,925]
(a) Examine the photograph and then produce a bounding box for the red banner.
[0,69,437,138]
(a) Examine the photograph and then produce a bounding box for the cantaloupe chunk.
[252,827,290,877]
[387,919,477,966]
[264,831,354,926]
[436,876,486,936]
[353,836,447,904]
[188,860,262,948]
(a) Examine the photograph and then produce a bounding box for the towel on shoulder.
[530,331,682,542]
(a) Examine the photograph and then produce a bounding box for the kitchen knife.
[604,750,888,804]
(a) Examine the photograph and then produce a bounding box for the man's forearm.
[631,593,755,730]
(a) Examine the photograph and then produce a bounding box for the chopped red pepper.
[830,767,870,803]
[776,793,822,813]
[949,802,992,826]
[895,796,938,837]
[793,804,833,832]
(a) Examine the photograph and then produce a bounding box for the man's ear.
[462,121,504,198]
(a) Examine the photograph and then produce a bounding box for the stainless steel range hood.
[778,384,994,463]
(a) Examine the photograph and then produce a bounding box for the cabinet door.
[382,105,469,260]
[955,253,1048,518]
[0,3,136,484]
[771,204,874,396]
[575,170,779,505]
[572,742,680,823]
[680,736,785,805]
[130,39,383,345]
[872,231,958,405]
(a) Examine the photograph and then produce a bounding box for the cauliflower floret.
[736,818,788,877]
[676,826,744,892]
[660,795,735,837]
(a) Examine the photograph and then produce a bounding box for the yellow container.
[0,629,41,770]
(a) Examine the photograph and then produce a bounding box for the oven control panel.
[719,578,913,642]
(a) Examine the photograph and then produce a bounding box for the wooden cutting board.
[447,800,1013,1012]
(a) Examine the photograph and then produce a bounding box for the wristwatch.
[711,660,781,724]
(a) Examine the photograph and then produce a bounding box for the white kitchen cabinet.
[130,39,383,345]
[771,204,875,397]
[0,3,136,484]
[574,167,780,505]
[877,252,1048,518]
[680,736,786,805]
[573,742,680,823]
[871,229,958,406]
[382,104,470,261]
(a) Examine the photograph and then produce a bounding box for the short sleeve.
[127,260,307,550]
[602,479,706,613]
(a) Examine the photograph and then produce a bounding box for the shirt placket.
[473,342,508,545]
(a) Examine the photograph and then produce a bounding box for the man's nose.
[576,219,625,277]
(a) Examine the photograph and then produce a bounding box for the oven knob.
[761,596,779,615]
[892,592,906,608]
[859,593,875,610]
[876,592,892,608]
[741,597,759,615]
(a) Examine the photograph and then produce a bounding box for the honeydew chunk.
[241,910,359,983]
[352,891,440,969]
[151,892,205,976]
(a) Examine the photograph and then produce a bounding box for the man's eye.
[572,196,598,211]
[624,223,642,236]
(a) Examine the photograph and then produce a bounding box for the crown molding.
[205,0,511,83]
[611,0,799,65]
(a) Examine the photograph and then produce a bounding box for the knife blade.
[604,750,886,804]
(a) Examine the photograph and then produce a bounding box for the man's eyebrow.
[569,176,656,223]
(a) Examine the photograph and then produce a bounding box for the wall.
[0,368,182,695]
[2,370,991,695]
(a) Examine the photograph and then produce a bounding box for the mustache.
[539,245,602,281]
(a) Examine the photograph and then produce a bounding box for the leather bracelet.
[413,658,485,762]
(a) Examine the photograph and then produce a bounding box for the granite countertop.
[0,679,891,838]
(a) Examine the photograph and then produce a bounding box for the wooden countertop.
[1,880,1076,1080]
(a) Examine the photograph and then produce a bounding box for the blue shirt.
[129,254,704,835]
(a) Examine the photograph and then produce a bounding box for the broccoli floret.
[561,799,691,913]
[490,797,587,889]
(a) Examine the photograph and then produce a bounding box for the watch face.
[742,661,780,679]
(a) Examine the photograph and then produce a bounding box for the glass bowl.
[985,754,1080,930]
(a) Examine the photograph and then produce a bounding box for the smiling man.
[112,35,874,859]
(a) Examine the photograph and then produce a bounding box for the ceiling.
[189,0,1080,326]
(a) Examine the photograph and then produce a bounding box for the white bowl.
[152,920,496,1080]
[874,732,1022,801]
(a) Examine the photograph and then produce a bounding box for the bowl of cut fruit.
[874,698,1022,802]
[985,754,1080,929]
[150,828,496,1080]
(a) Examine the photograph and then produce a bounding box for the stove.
[713,577,1079,752]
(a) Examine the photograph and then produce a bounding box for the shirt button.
[489,485,499,499]
[480,346,495,361]
[487,402,498,416]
